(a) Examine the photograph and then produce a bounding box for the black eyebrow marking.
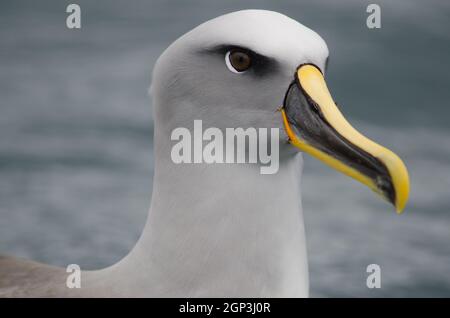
[325,56,330,73]
[201,44,279,76]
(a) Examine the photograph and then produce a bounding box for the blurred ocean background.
[1,0,449,297]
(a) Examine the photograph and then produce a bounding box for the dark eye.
[225,50,251,73]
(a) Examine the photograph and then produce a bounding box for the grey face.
[150,10,329,132]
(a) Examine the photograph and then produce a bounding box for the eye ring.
[225,50,251,73]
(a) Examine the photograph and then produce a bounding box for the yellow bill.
[281,64,409,213]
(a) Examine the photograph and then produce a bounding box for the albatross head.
[150,9,409,212]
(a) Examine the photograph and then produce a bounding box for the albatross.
[0,9,409,297]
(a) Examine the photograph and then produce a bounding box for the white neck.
[88,119,309,297]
